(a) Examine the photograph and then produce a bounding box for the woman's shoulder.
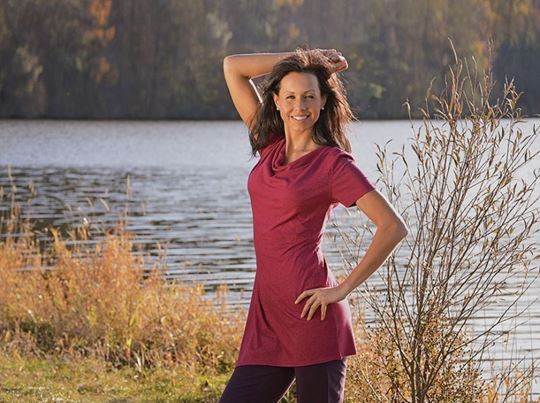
[324,145,354,162]
[321,145,363,176]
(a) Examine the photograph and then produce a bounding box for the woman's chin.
[283,124,317,136]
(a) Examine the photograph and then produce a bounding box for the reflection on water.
[1,119,539,394]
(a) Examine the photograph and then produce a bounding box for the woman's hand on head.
[317,48,348,74]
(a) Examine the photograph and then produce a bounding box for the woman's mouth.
[292,115,310,121]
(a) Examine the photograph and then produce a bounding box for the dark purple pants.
[219,358,347,403]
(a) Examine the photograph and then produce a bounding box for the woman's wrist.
[337,280,353,299]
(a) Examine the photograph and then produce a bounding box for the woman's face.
[273,72,327,132]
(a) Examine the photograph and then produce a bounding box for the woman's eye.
[286,96,294,99]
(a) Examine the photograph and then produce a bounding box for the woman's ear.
[321,94,328,109]
[273,93,280,110]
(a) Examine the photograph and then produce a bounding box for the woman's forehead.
[279,72,319,93]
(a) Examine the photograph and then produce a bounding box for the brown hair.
[248,47,355,157]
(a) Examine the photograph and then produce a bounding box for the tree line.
[0,0,539,119]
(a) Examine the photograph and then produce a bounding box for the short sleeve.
[329,151,375,208]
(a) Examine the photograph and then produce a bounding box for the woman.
[220,48,408,403]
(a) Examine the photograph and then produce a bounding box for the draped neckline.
[271,137,329,171]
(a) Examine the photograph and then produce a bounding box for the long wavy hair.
[248,47,355,157]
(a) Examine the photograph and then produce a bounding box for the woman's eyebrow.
[283,89,317,94]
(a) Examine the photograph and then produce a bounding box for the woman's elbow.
[223,55,232,73]
[394,217,409,239]
[379,218,409,240]
[396,221,409,239]
[223,54,242,69]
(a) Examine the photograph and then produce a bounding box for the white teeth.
[292,115,309,121]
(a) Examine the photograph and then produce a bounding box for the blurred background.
[1,0,539,120]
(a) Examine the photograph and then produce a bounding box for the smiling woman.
[220,48,409,403]
[279,83,321,121]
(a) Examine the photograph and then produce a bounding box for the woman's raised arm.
[222,52,293,132]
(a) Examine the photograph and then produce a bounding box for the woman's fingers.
[320,304,327,321]
[327,56,348,74]
[319,48,342,61]
[299,291,329,321]
[298,286,345,320]
[300,293,318,318]
[306,300,320,321]
[307,300,327,321]
[321,50,348,73]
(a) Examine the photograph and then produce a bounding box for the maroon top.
[235,135,375,367]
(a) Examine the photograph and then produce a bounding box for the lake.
[1,119,539,395]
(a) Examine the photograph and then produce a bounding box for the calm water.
[1,119,539,394]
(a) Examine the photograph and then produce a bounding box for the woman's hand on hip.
[294,284,348,321]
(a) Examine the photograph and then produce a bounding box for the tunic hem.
[235,351,357,369]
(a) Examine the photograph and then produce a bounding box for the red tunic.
[235,135,375,367]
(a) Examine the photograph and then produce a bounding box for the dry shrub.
[337,39,540,402]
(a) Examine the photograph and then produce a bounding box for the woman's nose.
[296,98,307,110]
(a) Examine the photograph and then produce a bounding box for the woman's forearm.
[339,223,408,297]
[223,52,294,79]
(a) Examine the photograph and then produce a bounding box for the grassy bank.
[0,350,229,401]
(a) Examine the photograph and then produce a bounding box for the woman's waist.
[254,238,324,260]
[254,257,335,291]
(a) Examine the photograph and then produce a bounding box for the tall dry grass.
[0,176,244,377]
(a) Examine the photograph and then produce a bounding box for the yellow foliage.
[88,0,112,27]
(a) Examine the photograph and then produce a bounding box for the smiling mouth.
[292,115,310,121]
